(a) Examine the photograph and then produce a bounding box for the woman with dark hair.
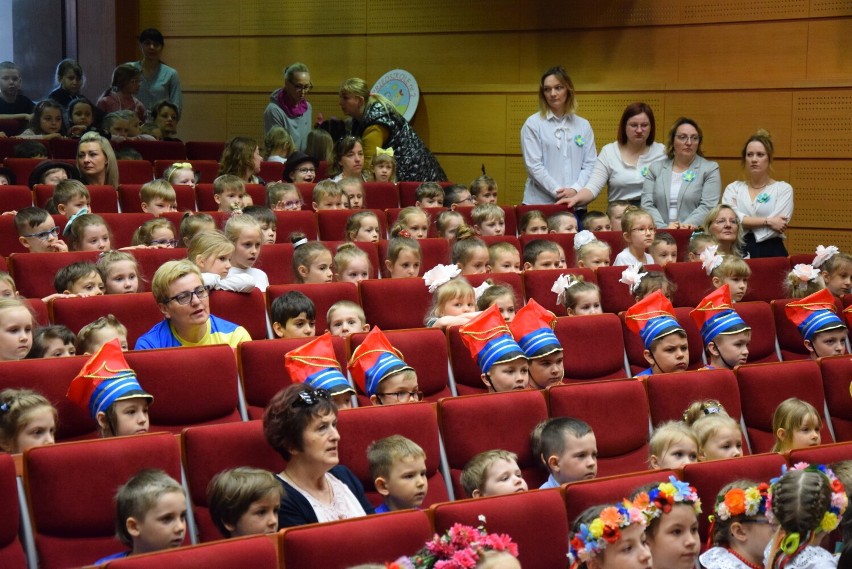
[129,28,182,112]
[219,136,264,184]
[264,384,373,528]
[329,136,364,181]
[150,99,180,141]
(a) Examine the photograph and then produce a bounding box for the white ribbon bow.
[551,273,580,305]
[473,281,490,302]
[619,263,647,294]
[812,245,839,269]
[700,245,723,275]
[423,264,461,293]
[573,230,596,251]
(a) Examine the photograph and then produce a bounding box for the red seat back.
[0,454,26,569]
[106,535,278,568]
[361,181,400,209]
[258,161,284,184]
[9,250,99,299]
[446,324,488,395]
[563,469,674,525]
[555,314,629,382]
[272,210,318,241]
[195,183,220,212]
[664,261,714,308]
[359,277,431,330]
[33,184,119,213]
[733,301,781,364]
[50,293,162,347]
[253,243,296,285]
[117,140,186,161]
[46,137,78,159]
[116,160,154,185]
[267,282,360,333]
[466,271,525,308]
[523,268,595,316]
[817,355,852,441]
[185,141,226,161]
[117,183,196,213]
[322,240,381,280]
[770,298,812,360]
[3,158,43,188]
[590,231,625,263]
[153,159,218,183]
[596,264,663,314]
[0,214,28,256]
[208,288,269,340]
[743,257,790,302]
[645,367,743,426]
[789,441,852,464]
[129,247,187,291]
[0,185,33,211]
[99,212,155,248]
[317,209,387,241]
[666,228,694,262]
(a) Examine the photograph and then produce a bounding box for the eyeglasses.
[288,80,313,93]
[165,285,210,305]
[280,200,303,209]
[23,226,60,240]
[377,391,424,404]
[631,226,656,233]
[296,167,316,174]
[676,134,701,143]
[150,238,178,247]
[292,388,331,408]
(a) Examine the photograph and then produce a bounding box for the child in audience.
[569,500,650,569]
[606,200,630,232]
[0,272,14,298]
[784,264,825,299]
[443,184,473,209]
[555,243,568,269]
[65,213,113,252]
[29,160,76,187]
[207,467,283,538]
[349,326,421,406]
[367,435,428,513]
[650,232,678,266]
[284,332,355,409]
[139,180,177,216]
[263,126,294,164]
[704,248,752,302]
[393,207,430,240]
[27,325,76,358]
[16,207,68,252]
[423,265,478,328]
[510,299,564,389]
[453,228,490,274]
[583,211,611,232]
[224,214,267,291]
[461,450,528,498]
[476,282,517,324]
[179,212,215,247]
[242,206,277,245]
[339,177,365,209]
[699,480,774,569]
[553,274,603,316]
[270,291,316,339]
[538,417,597,488]
[472,203,506,236]
[648,421,698,469]
[623,267,675,303]
[686,232,716,262]
[267,182,302,211]
[519,210,548,235]
[132,218,177,248]
[19,99,63,139]
[50,180,90,216]
[634,476,701,569]
[436,210,464,241]
[102,111,130,139]
[96,62,146,122]
[97,251,142,296]
[94,469,187,564]
[470,175,498,204]
[813,245,852,299]
[54,261,105,296]
[547,211,577,234]
[0,61,34,120]
[291,233,333,284]
[76,314,128,353]
[625,290,688,376]
[66,96,97,137]
[0,388,56,453]
[489,242,521,274]
[523,238,561,270]
[188,231,254,292]
[690,285,752,370]
[459,304,529,392]
[0,298,33,360]
[385,231,422,278]
[311,180,346,211]
[213,174,246,212]
[683,400,743,460]
[785,288,848,358]
[334,243,372,285]
[327,300,369,338]
[574,231,611,269]
[772,397,822,453]
[346,211,381,243]
[415,182,444,208]
[163,162,196,189]
[614,206,655,266]
[370,150,396,183]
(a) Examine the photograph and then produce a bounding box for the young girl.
[614,206,655,266]
[96,63,146,123]
[519,210,548,235]
[291,233,333,284]
[553,274,603,316]
[225,215,268,291]
[179,212,216,247]
[163,162,197,189]
[346,210,381,243]
[703,247,752,302]
[436,210,464,241]
[569,500,650,569]
[0,272,16,299]
[65,213,112,252]
[700,480,773,569]
[648,421,699,470]
[131,218,176,248]
[683,400,744,460]
[625,290,689,376]
[339,177,365,209]
[423,267,479,328]
[66,96,97,137]
[0,389,57,453]
[453,226,490,275]
[634,476,701,569]
[813,245,852,299]
[97,251,140,294]
[384,231,422,278]
[268,183,302,211]
[334,243,372,284]
[784,264,825,299]
[476,282,517,323]
[370,150,397,182]
[575,232,612,269]
[20,99,64,139]
[392,207,430,240]
[49,59,84,107]
[623,267,676,303]
[772,398,822,453]
[27,325,76,358]
[187,231,253,292]
[0,298,34,361]
[263,125,294,164]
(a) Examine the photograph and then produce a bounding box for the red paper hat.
[509,299,562,359]
[625,290,684,350]
[348,326,413,396]
[284,333,353,396]
[785,288,846,341]
[460,304,526,373]
[689,285,750,345]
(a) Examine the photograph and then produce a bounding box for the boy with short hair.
[459,305,529,393]
[489,242,521,274]
[207,467,283,538]
[522,239,561,271]
[367,435,429,513]
[582,211,611,232]
[15,206,68,252]
[443,184,474,209]
[0,61,35,120]
[242,205,277,245]
[461,449,528,498]
[270,291,316,339]
[312,180,346,211]
[606,200,630,232]
[650,231,678,266]
[51,180,91,216]
[93,469,187,564]
[548,211,577,234]
[787,288,849,359]
[538,417,598,488]
[471,203,505,236]
[140,180,178,216]
[326,300,369,338]
[470,175,498,204]
[625,290,689,376]
[76,314,129,354]
[690,284,752,370]
[54,261,105,297]
[415,182,444,208]
[510,299,564,389]
[349,326,421,406]
[213,174,246,212]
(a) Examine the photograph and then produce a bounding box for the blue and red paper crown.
[625,290,685,350]
[348,326,413,397]
[784,288,846,342]
[284,333,354,397]
[690,285,750,345]
[509,299,562,359]
[460,304,527,374]
[66,338,152,419]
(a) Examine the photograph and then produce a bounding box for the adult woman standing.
[219,136,264,184]
[521,66,596,205]
[76,132,118,187]
[559,102,665,209]
[722,130,792,257]
[338,77,446,182]
[264,63,313,152]
[130,28,182,112]
[264,384,373,528]
[641,117,721,229]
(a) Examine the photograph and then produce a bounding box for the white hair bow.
[551,273,580,304]
[473,281,490,302]
[812,245,839,269]
[423,264,461,293]
[573,230,596,251]
[619,263,647,294]
[791,264,819,292]
[700,245,723,275]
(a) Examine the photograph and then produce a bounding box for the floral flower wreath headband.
[706,481,771,546]
[766,463,848,535]
[634,475,703,524]
[569,499,646,566]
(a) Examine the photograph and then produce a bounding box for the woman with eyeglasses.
[702,204,746,257]
[264,62,313,152]
[264,384,374,528]
[640,116,721,230]
[135,260,251,350]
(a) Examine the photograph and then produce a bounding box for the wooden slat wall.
[137,0,852,254]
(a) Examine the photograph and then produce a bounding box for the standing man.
[264,62,313,152]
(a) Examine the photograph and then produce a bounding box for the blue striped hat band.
[799,310,846,341]
[477,335,527,374]
[517,328,563,359]
[701,310,750,345]
[305,368,354,396]
[639,316,684,350]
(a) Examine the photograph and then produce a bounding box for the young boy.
[786,288,849,359]
[242,205,277,245]
[459,304,530,392]
[213,174,246,212]
[650,231,678,266]
[415,182,444,208]
[284,332,356,409]
[510,299,564,389]
[327,300,369,338]
[367,435,429,513]
[140,179,178,216]
[51,180,91,216]
[522,239,561,271]
[76,314,129,354]
[470,175,498,205]
[15,207,68,252]
[687,233,717,262]
[54,261,105,297]
[267,182,302,211]
[349,326,421,406]
[270,291,316,338]
[690,284,752,370]
[443,184,474,209]
[207,467,283,538]
[471,203,505,236]
[489,242,521,274]
[582,211,611,232]
[93,469,187,564]
[538,417,598,488]
[0,61,35,120]
[548,211,578,234]
[606,200,630,232]
[312,180,346,211]
[625,290,689,376]
[461,449,528,498]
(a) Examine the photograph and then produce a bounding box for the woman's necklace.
[725,547,762,569]
[283,470,333,504]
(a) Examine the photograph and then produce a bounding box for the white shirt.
[614,248,654,266]
[584,141,666,201]
[669,176,684,222]
[287,472,367,524]
[722,180,794,243]
[700,547,756,569]
[227,266,269,292]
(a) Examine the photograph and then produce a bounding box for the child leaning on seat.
[207,467,282,537]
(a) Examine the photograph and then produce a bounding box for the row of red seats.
[0,138,224,163]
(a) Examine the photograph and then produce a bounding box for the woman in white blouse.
[721,129,792,257]
[521,66,597,205]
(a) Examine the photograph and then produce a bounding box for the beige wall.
[138,0,852,254]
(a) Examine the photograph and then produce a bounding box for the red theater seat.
[0,215,29,256]
[596,264,663,314]
[186,141,226,161]
[272,210,318,241]
[0,454,26,569]
[99,213,155,248]
[555,314,630,382]
[258,161,284,183]
[466,271,525,308]
[563,469,674,525]
[117,140,186,161]
[817,355,852,441]
[378,238,450,277]
[397,181,454,207]
[770,298,814,361]
[446,324,489,395]
[359,278,431,330]
[742,257,789,302]
[3,158,44,188]
[318,209,388,241]
[322,240,380,280]
[524,268,595,317]
[129,247,187,290]
[50,293,162,347]
[645,368,743,426]
[116,160,154,185]
[208,288,269,340]
[253,243,295,284]
[788,441,852,465]
[9,250,99,299]
[590,231,625,263]
[732,301,781,364]
[665,261,714,308]
[267,281,359,333]
[33,184,119,213]
[153,159,220,185]
[105,535,278,568]
[0,185,33,211]
[362,181,400,209]
[117,183,196,213]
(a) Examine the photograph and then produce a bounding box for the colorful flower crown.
[715,482,770,521]
[635,475,702,522]
[568,500,645,565]
[394,516,518,569]
[767,463,848,534]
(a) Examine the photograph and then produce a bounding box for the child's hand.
[1,210,16,216]
[68,125,87,136]
[48,240,69,252]
[41,292,78,303]
[433,312,481,329]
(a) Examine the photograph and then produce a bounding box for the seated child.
[785,288,848,358]
[393,207,430,240]
[452,227,490,274]
[690,285,751,370]
[538,417,597,488]
[625,290,688,376]
[54,261,105,296]
[385,230,422,278]
[0,298,33,361]
[312,179,346,211]
[784,263,825,299]
[291,233,333,284]
[489,242,521,274]
[346,211,381,243]
[553,274,603,316]
[415,182,444,208]
[0,271,14,298]
[574,230,611,269]
[163,162,196,189]
[582,210,611,232]
[460,449,528,498]
[687,231,717,262]
[76,314,129,353]
[423,265,478,328]
[270,291,316,338]
[683,400,743,460]
[267,182,302,211]
[27,325,76,358]
[67,338,154,437]
[435,210,464,241]
[606,200,630,232]
[632,476,702,569]
[699,480,773,569]
[703,246,751,302]
[471,203,505,236]
[772,397,822,453]
[523,238,561,271]
[547,211,577,234]
[242,206,277,246]
[623,268,675,303]
[370,149,396,183]
[459,304,529,392]
[207,467,283,538]
[348,326,421,406]
[97,251,140,294]
[64,212,113,252]
[187,231,254,292]
[48,179,90,216]
[213,174,246,212]
[476,282,517,323]
[139,180,177,216]
[132,218,177,247]
[93,469,187,564]
[0,388,57,453]
[519,210,548,235]
[613,206,655,266]
[555,243,567,269]
[334,243,372,284]
[284,332,356,409]
[338,177,365,209]
[327,300,369,338]
[569,500,650,569]
[470,174,497,204]
[648,421,699,469]
[15,207,68,252]
[813,244,852,299]
[510,299,564,389]
[367,435,428,513]
[224,214,268,291]
[650,231,678,266]
[29,160,76,187]
[179,212,216,247]
[443,184,473,209]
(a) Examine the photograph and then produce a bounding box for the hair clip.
[423,263,460,293]
[620,263,647,294]
[812,245,839,269]
[171,161,193,169]
[293,237,308,248]
[62,207,89,236]
[398,229,411,239]
[375,147,394,157]
[551,274,579,304]
[0,402,8,413]
[473,281,490,302]
[700,245,723,275]
[690,228,706,239]
[573,230,595,251]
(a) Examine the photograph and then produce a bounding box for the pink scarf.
[276,89,308,118]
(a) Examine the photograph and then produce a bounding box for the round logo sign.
[371,69,419,122]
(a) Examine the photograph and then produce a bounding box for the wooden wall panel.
[180,94,228,143]
[542,0,681,29]
[418,95,507,155]
[786,229,852,256]
[366,0,534,33]
[435,155,508,198]
[680,0,807,23]
[165,39,241,89]
[791,91,852,158]
[789,161,852,228]
[577,93,666,150]
[138,0,239,36]
[809,1,852,17]
[506,157,528,205]
[505,96,538,156]
[226,95,265,141]
[238,0,366,36]
[805,20,852,83]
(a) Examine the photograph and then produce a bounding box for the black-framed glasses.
[165,285,209,305]
[288,79,313,92]
[296,167,316,174]
[292,388,331,408]
[150,238,178,247]
[23,226,60,240]
[377,391,424,404]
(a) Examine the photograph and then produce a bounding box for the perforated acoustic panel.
[227,95,265,141]
[506,96,538,155]
[786,229,852,256]
[681,0,807,23]
[139,0,239,36]
[810,1,852,17]
[789,161,852,229]
[365,0,535,33]
[238,0,366,35]
[506,156,529,205]
[792,92,852,158]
